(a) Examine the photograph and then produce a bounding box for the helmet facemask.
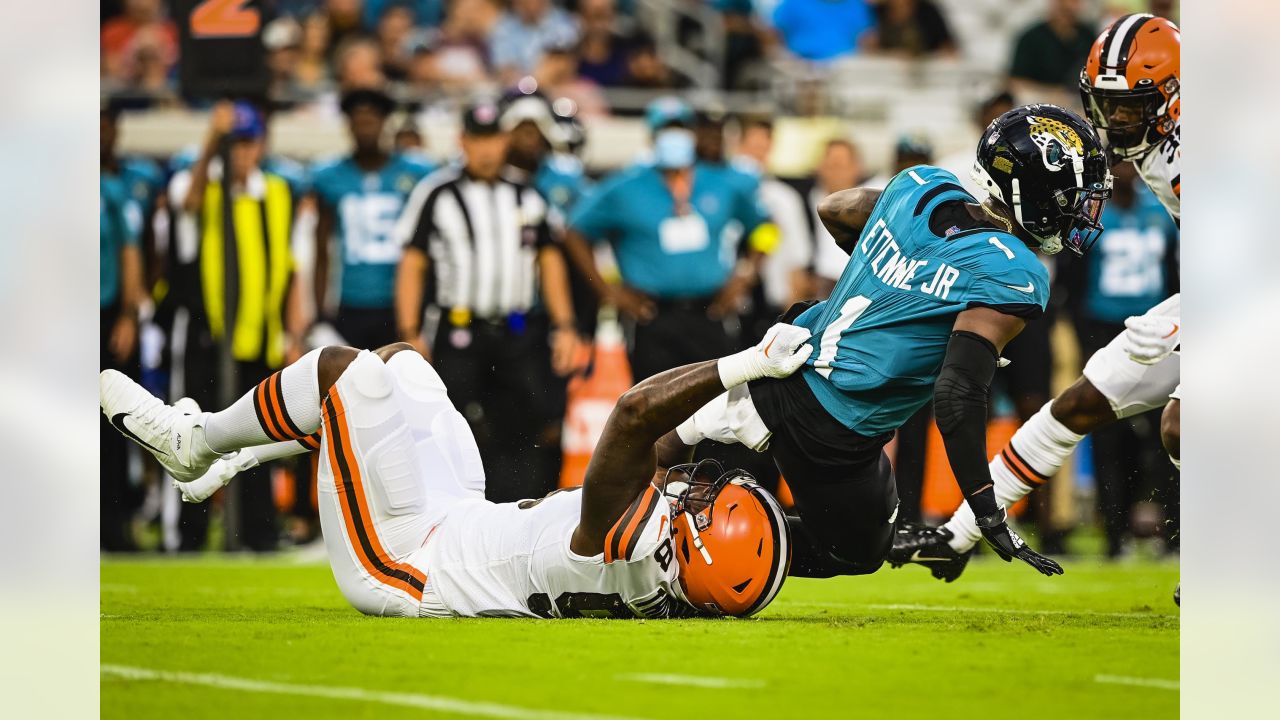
[660,458,738,566]
[1080,72,1178,161]
[660,459,791,617]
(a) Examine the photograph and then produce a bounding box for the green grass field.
[101,554,1178,719]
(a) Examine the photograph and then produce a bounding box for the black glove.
[976,508,1064,577]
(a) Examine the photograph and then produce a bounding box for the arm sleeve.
[967,257,1050,319]
[933,331,1000,519]
[737,180,770,234]
[121,198,144,246]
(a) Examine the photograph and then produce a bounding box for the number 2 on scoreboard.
[191,0,260,38]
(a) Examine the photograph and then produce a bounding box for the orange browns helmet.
[661,459,791,617]
[1080,13,1180,160]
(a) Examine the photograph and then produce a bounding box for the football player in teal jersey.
[310,88,435,349]
[660,105,1111,579]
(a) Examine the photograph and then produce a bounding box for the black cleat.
[887,523,973,583]
[1173,583,1180,606]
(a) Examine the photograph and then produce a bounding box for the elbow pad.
[934,331,1000,516]
[934,331,997,434]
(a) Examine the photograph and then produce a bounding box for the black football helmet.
[971,104,1112,255]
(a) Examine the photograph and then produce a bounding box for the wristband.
[717,348,764,389]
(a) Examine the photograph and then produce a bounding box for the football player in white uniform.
[101,325,805,619]
[890,14,1181,585]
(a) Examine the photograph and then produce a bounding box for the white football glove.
[173,450,260,504]
[718,322,814,388]
[1121,315,1180,365]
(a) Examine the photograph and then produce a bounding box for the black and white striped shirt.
[394,166,553,319]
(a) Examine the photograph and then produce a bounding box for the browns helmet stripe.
[1101,13,1153,73]
[741,483,790,617]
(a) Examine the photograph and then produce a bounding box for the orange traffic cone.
[560,313,634,488]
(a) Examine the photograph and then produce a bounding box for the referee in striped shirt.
[393,101,580,501]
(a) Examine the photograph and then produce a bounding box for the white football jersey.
[421,485,685,618]
[1136,122,1180,221]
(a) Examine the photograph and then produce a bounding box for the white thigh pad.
[363,424,425,516]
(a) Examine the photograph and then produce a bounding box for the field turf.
[101,554,1178,719]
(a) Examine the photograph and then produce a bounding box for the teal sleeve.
[968,262,1050,312]
[115,196,140,248]
[567,180,617,243]
[309,165,335,207]
[736,182,770,234]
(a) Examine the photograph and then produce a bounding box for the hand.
[707,272,753,319]
[976,508,1064,577]
[550,326,583,377]
[284,336,303,366]
[109,314,138,364]
[1122,315,1180,365]
[718,322,813,387]
[608,285,657,324]
[207,100,236,142]
[173,450,259,504]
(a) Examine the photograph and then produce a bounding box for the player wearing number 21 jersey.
[102,326,800,618]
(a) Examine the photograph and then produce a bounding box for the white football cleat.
[99,370,219,482]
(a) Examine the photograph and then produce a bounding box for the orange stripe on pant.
[323,387,426,601]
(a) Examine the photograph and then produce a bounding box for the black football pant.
[627,296,734,382]
[749,373,898,577]
[333,306,398,350]
[101,303,140,552]
[1076,318,1176,556]
[179,323,278,552]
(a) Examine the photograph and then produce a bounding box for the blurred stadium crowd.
[101,0,1179,558]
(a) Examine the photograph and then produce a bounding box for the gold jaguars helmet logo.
[1026,115,1084,172]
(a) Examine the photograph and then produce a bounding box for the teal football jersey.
[311,153,435,308]
[792,165,1050,436]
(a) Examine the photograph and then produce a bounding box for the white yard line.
[102,665,649,720]
[783,602,1177,619]
[616,673,765,689]
[1094,674,1180,691]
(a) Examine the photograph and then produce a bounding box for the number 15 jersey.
[791,166,1050,437]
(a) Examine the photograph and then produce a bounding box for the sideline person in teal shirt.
[563,97,776,380]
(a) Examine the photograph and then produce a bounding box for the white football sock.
[204,348,324,452]
[943,401,1085,552]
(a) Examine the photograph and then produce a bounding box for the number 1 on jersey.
[814,295,872,379]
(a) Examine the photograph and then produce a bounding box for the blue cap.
[645,96,694,133]
[653,128,696,169]
[230,102,265,141]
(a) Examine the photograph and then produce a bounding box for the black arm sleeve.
[933,330,1000,519]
